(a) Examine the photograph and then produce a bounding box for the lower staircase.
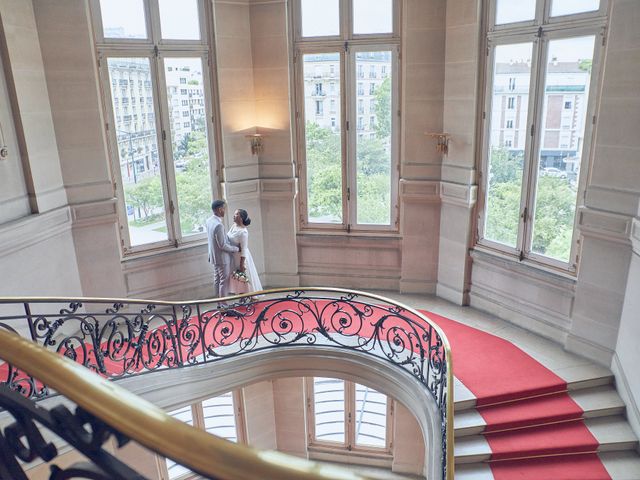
[454,368,640,479]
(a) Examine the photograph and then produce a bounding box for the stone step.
[453,365,614,413]
[454,415,638,465]
[454,451,640,480]
[454,385,626,438]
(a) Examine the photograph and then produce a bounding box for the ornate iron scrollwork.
[0,384,145,479]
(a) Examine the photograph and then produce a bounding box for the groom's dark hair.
[211,199,226,211]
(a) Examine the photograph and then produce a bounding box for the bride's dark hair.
[238,209,251,226]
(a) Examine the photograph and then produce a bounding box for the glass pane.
[355,384,387,448]
[484,43,533,248]
[107,58,167,247]
[551,0,600,17]
[303,53,343,224]
[99,0,147,39]
[353,0,393,35]
[164,58,213,238]
[301,0,339,37]
[165,406,194,479]
[313,378,345,444]
[355,51,392,225]
[531,36,595,263]
[495,0,535,24]
[203,392,238,442]
[159,0,200,40]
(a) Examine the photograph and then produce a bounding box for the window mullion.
[341,49,351,229]
[345,47,357,230]
[521,35,548,258]
[151,53,179,245]
[346,381,355,450]
[146,0,162,45]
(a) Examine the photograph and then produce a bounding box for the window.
[315,100,323,115]
[295,0,399,230]
[93,0,218,254]
[163,391,246,480]
[306,378,392,454]
[480,0,603,270]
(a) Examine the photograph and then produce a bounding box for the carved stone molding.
[0,207,73,257]
[577,206,634,245]
[399,179,440,203]
[70,198,118,229]
[439,181,477,208]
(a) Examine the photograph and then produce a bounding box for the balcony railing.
[0,288,453,479]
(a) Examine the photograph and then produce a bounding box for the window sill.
[121,238,207,263]
[471,244,578,286]
[297,230,402,240]
[307,444,393,469]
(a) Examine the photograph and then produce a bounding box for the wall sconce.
[426,132,451,155]
[246,133,264,155]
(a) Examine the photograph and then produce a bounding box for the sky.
[301,0,392,37]
[496,0,599,24]
[495,35,595,65]
[100,0,200,40]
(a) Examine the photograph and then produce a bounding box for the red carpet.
[489,453,611,480]
[478,393,584,433]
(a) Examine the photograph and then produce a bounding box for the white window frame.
[477,0,608,273]
[158,390,247,480]
[305,378,394,461]
[292,0,401,233]
[90,0,223,255]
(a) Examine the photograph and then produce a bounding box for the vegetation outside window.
[479,0,606,271]
[91,0,219,254]
[294,0,400,231]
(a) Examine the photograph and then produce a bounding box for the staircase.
[454,367,640,479]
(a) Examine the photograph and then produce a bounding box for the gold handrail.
[0,287,454,479]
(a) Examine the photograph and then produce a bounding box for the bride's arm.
[239,231,249,272]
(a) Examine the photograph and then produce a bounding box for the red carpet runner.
[427,311,610,479]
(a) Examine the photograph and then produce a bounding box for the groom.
[206,199,240,298]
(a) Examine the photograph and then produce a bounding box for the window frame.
[159,390,247,480]
[292,0,401,233]
[477,0,608,273]
[91,0,222,256]
[304,378,394,458]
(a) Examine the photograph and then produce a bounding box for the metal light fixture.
[245,133,264,155]
[426,132,451,155]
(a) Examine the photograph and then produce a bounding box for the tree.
[305,122,342,221]
[373,77,391,140]
[125,176,163,220]
[484,147,577,262]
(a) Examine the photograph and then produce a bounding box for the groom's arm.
[214,223,239,253]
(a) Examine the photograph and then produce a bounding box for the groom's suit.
[206,215,239,298]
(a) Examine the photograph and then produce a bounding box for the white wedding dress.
[227,224,263,294]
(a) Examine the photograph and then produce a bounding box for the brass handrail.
[0,287,454,479]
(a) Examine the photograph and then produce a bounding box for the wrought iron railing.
[0,288,453,479]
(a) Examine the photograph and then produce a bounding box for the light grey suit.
[206,215,239,298]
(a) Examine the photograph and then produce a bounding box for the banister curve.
[0,288,453,480]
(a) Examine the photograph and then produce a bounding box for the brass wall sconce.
[426,132,450,155]
[246,133,264,155]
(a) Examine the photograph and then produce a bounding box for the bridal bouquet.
[232,270,250,283]
[230,269,251,294]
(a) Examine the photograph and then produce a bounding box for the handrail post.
[24,302,37,342]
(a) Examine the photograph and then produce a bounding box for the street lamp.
[117,128,138,184]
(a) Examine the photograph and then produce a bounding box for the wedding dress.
[227,224,263,294]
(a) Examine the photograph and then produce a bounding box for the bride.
[227,209,263,294]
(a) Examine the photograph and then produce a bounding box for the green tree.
[484,147,577,262]
[373,77,391,140]
[125,176,163,219]
[305,122,342,221]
